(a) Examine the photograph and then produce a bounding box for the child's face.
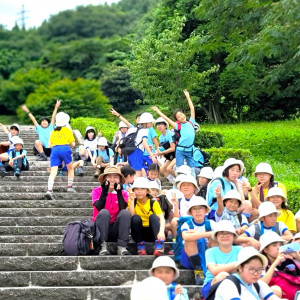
[198,176,209,186]
[10,128,18,136]
[256,172,271,184]
[103,174,120,190]
[88,132,95,139]
[152,267,175,285]
[150,188,159,198]
[179,182,196,197]
[98,146,105,151]
[156,123,167,133]
[133,188,148,199]
[148,170,159,180]
[146,122,153,128]
[216,231,235,247]
[120,127,128,134]
[175,111,186,123]
[41,120,49,128]
[224,199,240,212]
[261,213,277,227]
[238,258,263,285]
[190,205,207,222]
[227,165,240,181]
[268,196,283,209]
[126,174,135,184]
[264,241,282,259]
[14,144,23,151]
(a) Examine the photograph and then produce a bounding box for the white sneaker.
[99,242,110,255]
[117,246,130,256]
[45,190,55,200]
[67,187,76,193]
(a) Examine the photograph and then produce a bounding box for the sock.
[188,254,202,270]
[48,178,54,191]
[67,178,73,188]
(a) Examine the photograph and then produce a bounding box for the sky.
[0,0,120,30]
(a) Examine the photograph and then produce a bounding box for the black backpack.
[62,219,101,255]
[194,148,210,167]
[206,274,260,300]
[118,127,142,155]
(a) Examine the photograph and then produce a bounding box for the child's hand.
[110,108,119,116]
[274,252,286,267]
[151,156,158,164]
[170,192,178,206]
[253,182,263,194]
[175,284,184,295]
[126,187,135,200]
[183,89,190,98]
[98,131,102,137]
[21,104,29,113]
[214,184,221,197]
[157,231,165,241]
[248,237,260,251]
[55,99,61,108]
[151,106,159,113]
[8,159,13,167]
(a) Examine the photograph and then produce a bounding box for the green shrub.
[205,147,254,176]
[285,182,300,214]
[195,130,224,149]
[71,117,118,142]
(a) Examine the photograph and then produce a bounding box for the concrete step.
[0,171,97,176]
[0,216,91,226]
[0,235,62,243]
[0,200,91,208]
[0,242,173,256]
[0,176,98,182]
[0,226,65,235]
[0,192,90,200]
[0,286,201,300]
[0,186,95,193]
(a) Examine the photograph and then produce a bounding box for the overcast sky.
[0,0,120,30]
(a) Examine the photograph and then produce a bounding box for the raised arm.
[183,89,195,120]
[21,104,38,127]
[110,108,131,128]
[51,100,61,125]
[0,123,8,134]
[215,185,224,217]
[152,106,176,128]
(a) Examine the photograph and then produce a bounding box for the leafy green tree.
[18,78,110,123]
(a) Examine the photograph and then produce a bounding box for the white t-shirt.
[126,127,148,152]
[215,277,276,300]
[83,139,98,152]
[178,194,198,217]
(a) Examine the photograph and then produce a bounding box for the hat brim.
[259,210,281,219]
[212,229,238,241]
[236,252,268,269]
[148,266,179,280]
[98,171,125,185]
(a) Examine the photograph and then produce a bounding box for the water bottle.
[279,241,300,253]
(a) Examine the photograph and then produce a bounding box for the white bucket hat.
[223,158,244,172]
[253,162,274,176]
[289,232,300,243]
[132,177,150,190]
[265,187,287,203]
[259,231,285,253]
[236,159,245,174]
[119,121,128,129]
[223,190,242,207]
[175,164,191,176]
[212,220,238,241]
[212,166,224,179]
[155,117,168,127]
[85,126,95,133]
[258,201,281,219]
[149,181,160,190]
[197,167,213,179]
[138,112,154,124]
[236,246,268,269]
[97,137,108,146]
[55,112,70,127]
[10,123,20,132]
[177,175,198,190]
[175,174,187,183]
[188,196,210,214]
[130,277,168,300]
[13,137,24,145]
[148,256,179,279]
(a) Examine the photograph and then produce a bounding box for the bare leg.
[34,140,44,153]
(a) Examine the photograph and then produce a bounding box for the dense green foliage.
[194,131,224,149]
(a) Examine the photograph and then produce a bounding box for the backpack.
[206,274,260,300]
[173,121,195,148]
[194,148,210,167]
[62,219,101,255]
[253,221,281,241]
[159,141,175,161]
[134,197,155,213]
[173,217,211,262]
[118,127,142,155]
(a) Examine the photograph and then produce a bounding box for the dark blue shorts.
[142,155,153,172]
[180,248,194,270]
[50,145,72,167]
[128,148,143,171]
[201,281,212,298]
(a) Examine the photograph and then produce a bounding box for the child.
[112,121,130,147]
[265,187,296,233]
[181,197,216,286]
[149,256,189,300]
[78,126,99,164]
[238,202,293,249]
[128,177,165,256]
[113,145,128,168]
[215,189,249,235]
[45,112,76,200]
[120,165,136,191]
[214,246,278,300]
[92,137,114,178]
[6,137,29,177]
[196,166,213,199]
[152,89,196,176]
[202,220,241,299]
[259,231,300,299]
[155,117,176,181]
[92,166,131,256]
[21,100,60,161]
[147,163,162,189]
[126,112,157,177]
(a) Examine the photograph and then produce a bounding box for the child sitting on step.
[78,126,99,164]
[128,177,165,256]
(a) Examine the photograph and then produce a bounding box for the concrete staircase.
[0,125,201,300]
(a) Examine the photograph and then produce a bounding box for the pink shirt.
[91,186,128,223]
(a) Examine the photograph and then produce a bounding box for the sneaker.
[14,168,21,177]
[137,241,146,255]
[45,190,55,200]
[153,240,164,256]
[194,269,204,285]
[36,154,47,161]
[84,160,89,166]
[99,242,110,255]
[67,187,76,193]
[117,246,130,256]
[168,249,174,255]
[75,167,84,176]
[57,169,63,176]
